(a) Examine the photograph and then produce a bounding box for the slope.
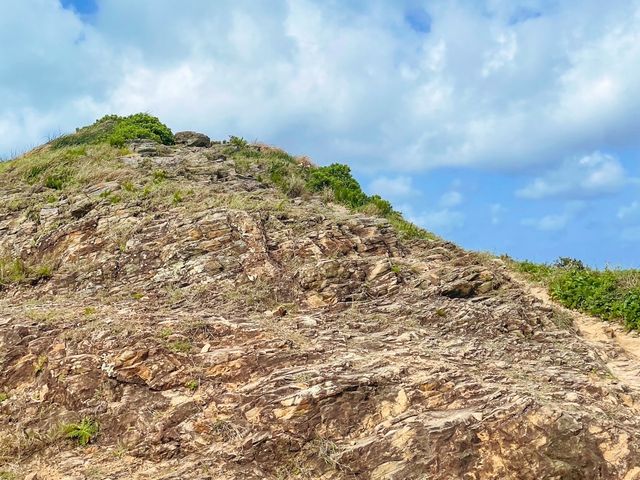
[1,119,640,479]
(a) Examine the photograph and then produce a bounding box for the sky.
[1,0,640,267]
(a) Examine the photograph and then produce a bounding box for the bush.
[51,113,174,148]
[515,261,554,283]
[514,257,640,331]
[549,269,620,318]
[108,113,174,147]
[307,164,369,209]
[228,135,248,148]
[554,257,586,270]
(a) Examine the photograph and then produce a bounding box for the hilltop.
[1,114,640,479]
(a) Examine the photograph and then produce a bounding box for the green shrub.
[108,113,174,147]
[307,164,369,209]
[365,195,393,216]
[51,113,174,148]
[514,257,640,331]
[550,269,620,319]
[554,257,586,270]
[228,135,248,148]
[63,418,99,446]
[515,260,554,283]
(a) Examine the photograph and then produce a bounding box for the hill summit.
[1,115,640,479]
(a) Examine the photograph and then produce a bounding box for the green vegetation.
[33,354,48,375]
[185,379,199,391]
[0,393,8,403]
[224,140,435,240]
[63,418,99,446]
[169,340,192,353]
[0,257,53,287]
[52,113,174,148]
[510,257,640,330]
[1,114,435,255]
[228,135,248,148]
[307,164,370,209]
[0,142,129,196]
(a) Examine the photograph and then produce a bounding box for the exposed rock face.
[1,140,640,479]
[174,131,211,147]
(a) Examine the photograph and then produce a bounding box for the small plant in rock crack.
[0,392,8,402]
[152,169,168,184]
[159,327,173,339]
[63,418,99,446]
[33,354,48,375]
[185,379,199,391]
[168,340,192,353]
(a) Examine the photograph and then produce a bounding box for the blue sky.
[2,0,640,267]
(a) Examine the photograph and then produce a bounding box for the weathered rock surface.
[1,140,640,479]
[174,131,211,147]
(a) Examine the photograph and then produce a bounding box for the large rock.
[174,131,211,147]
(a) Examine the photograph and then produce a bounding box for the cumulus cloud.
[490,203,505,225]
[522,214,570,231]
[368,176,417,198]
[2,0,640,175]
[516,152,627,199]
[398,202,464,232]
[522,201,586,231]
[413,208,465,232]
[439,190,463,207]
[618,201,640,220]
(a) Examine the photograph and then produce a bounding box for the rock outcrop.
[1,137,640,479]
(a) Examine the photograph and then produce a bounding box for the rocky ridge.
[1,135,640,479]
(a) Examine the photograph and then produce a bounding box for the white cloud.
[522,214,570,231]
[439,190,463,207]
[398,203,464,232]
[414,208,465,231]
[522,201,586,231]
[517,152,626,199]
[490,203,505,225]
[2,0,640,175]
[368,176,417,198]
[482,31,518,77]
[618,201,640,220]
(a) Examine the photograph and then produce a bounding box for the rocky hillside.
[2,118,640,479]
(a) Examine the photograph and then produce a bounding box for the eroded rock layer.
[1,140,640,479]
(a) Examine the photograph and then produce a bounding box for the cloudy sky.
[2,0,640,267]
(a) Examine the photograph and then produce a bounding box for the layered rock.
[1,139,640,479]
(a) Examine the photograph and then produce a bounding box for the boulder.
[174,131,211,147]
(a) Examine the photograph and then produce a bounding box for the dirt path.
[521,280,640,390]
